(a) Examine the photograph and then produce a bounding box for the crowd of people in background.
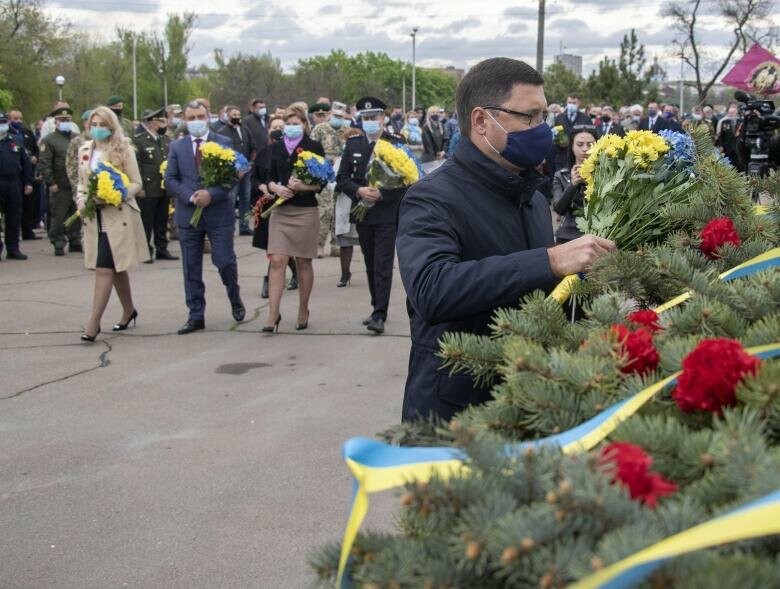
[0,84,751,339]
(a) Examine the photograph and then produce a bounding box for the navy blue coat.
[396,137,558,422]
[165,131,235,228]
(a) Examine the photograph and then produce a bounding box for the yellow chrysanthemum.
[374,140,419,185]
[96,172,122,206]
[297,150,325,164]
[200,141,236,162]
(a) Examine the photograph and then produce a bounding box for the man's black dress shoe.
[69,243,83,253]
[366,317,385,334]
[156,249,179,260]
[177,319,205,335]
[232,301,246,322]
[7,251,27,260]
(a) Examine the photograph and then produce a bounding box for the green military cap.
[81,109,92,121]
[106,95,124,107]
[308,102,331,115]
[140,107,166,121]
[50,106,74,118]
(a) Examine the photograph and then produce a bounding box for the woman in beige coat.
[76,106,149,341]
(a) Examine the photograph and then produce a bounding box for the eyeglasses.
[483,105,545,127]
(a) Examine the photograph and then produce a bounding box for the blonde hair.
[88,106,132,167]
[285,101,310,134]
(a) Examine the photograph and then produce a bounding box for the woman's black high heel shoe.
[295,311,310,331]
[337,272,351,288]
[81,327,101,343]
[262,314,281,333]
[113,309,138,331]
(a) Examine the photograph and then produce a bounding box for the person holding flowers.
[263,103,327,333]
[336,96,412,335]
[75,106,149,342]
[164,100,244,335]
[552,124,597,244]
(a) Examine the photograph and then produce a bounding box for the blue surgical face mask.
[187,120,208,137]
[330,117,344,129]
[566,103,578,115]
[209,116,219,125]
[407,118,419,126]
[484,112,552,169]
[362,120,381,135]
[57,121,72,133]
[0,123,8,135]
[90,126,112,142]
[647,108,658,118]
[257,107,267,116]
[283,124,303,139]
[172,117,182,126]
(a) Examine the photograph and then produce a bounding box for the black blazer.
[597,122,625,137]
[268,134,325,208]
[639,116,667,133]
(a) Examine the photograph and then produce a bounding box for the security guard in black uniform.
[0,112,34,260]
[336,96,408,334]
[133,107,178,261]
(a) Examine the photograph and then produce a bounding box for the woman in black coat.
[552,125,596,244]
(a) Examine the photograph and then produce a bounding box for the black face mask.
[111,108,123,118]
[156,126,167,135]
[601,115,611,123]
[230,118,241,126]
[270,129,283,141]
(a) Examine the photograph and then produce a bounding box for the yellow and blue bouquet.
[351,139,420,222]
[64,162,130,228]
[576,130,695,250]
[552,124,568,147]
[261,148,335,219]
[191,141,238,227]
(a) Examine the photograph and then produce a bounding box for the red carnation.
[628,310,663,333]
[600,442,677,508]
[699,217,740,259]
[611,324,660,376]
[673,338,760,414]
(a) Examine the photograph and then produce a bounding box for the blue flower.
[659,130,695,172]
[399,144,424,177]
[302,154,336,183]
[97,162,128,200]
[234,152,251,174]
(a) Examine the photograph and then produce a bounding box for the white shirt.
[649,117,657,129]
[190,131,209,155]
[90,148,104,172]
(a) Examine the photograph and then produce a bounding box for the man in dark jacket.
[553,93,591,171]
[242,98,268,159]
[0,111,34,260]
[396,58,616,422]
[218,105,255,235]
[133,107,177,261]
[336,96,408,334]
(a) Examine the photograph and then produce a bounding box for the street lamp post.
[54,75,65,101]
[411,28,418,112]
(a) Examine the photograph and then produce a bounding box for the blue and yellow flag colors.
[335,343,780,585]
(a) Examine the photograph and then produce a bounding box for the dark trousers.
[178,221,240,322]
[0,178,22,253]
[139,196,170,254]
[48,187,81,248]
[234,173,251,232]
[357,222,396,320]
[21,179,41,236]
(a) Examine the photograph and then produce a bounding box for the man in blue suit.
[165,100,245,335]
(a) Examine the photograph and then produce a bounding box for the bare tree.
[662,0,775,101]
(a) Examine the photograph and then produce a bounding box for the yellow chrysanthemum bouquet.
[351,139,421,222]
[191,141,238,227]
[576,130,695,250]
[64,162,130,228]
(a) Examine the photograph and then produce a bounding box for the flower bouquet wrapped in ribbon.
[190,141,238,227]
[552,124,568,147]
[351,139,420,222]
[261,149,335,219]
[576,130,696,250]
[64,161,130,228]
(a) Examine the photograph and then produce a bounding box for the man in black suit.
[662,104,685,133]
[242,98,268,159]
[596,105,625,137]
[218,105,255,235]
[553,93,590,171]
[639,101,667,134]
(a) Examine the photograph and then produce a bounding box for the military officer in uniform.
[39,106,81,256]
[165,104,185,141]
[107,95,135,137]
[0,112,34,260]
[309,101,342,255]
[336,96,408,334]
[133,107,178,261]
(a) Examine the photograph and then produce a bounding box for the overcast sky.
[49,0,778,78]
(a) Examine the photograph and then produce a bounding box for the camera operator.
[733,91,780,199]
[716,104,743,171]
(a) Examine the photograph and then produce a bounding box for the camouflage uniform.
[65,133,88,191]
[310,121,343,249]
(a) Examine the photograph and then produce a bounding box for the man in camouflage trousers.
[309,101,344,256]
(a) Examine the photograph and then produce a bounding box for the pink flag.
[722,43,779,95]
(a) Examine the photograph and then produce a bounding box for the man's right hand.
[357,186,381,202]
[547,235,616,278]
[49,184,59,194]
